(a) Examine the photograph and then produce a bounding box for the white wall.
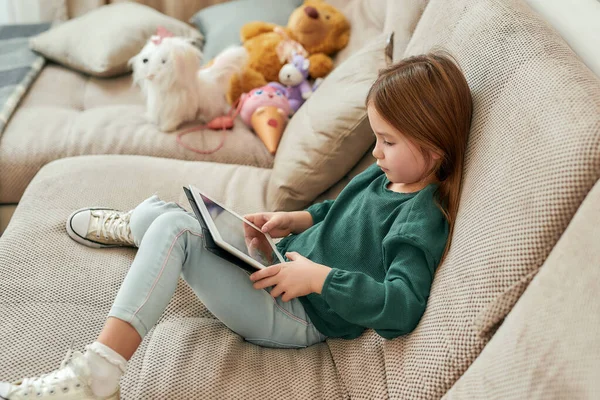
[0,0,65,24]
[524,0,600,78]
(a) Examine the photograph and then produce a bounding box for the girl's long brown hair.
[366,50,473,264]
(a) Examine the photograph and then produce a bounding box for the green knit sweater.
[276,163,449,339]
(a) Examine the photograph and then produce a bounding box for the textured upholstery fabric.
[328,0,428,66]
[0,64,274,205]
[327,0,387,66]
[2,0,600,398]
[444,179,600,399]
[365,0,599,398]
[0,156,345,399]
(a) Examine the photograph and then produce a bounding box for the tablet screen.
[199,193,282,267]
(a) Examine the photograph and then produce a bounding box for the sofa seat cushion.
[0,64,274,204]
[0,155,345,398]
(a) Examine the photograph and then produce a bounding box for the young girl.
[1,51,472,400]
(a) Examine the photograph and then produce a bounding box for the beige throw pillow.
[29,2,203,78]
[267,33,391,211]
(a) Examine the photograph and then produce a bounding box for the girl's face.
[367,105,439,190]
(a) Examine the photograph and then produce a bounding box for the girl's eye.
[383,140,393,146]
[142,58,148,63]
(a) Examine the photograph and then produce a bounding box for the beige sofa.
[0,0,411,232]
[1,0,599,398]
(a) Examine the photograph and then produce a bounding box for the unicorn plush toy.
[269,53,314,114]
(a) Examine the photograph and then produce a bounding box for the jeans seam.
[270,296,312,326]
[244,337,307,348]
[131,228,203,322]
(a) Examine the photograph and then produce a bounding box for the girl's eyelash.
[383,141,393,146]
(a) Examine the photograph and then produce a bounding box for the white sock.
[84,342,127,397]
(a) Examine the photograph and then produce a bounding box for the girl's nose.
[372,147,383,160]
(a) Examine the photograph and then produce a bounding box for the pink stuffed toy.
[239,85,291,154]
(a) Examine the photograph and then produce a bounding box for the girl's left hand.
[249,252,331,302]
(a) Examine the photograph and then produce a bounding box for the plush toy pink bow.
[150,26,174,45]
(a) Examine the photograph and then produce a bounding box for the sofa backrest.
[443,177,600,398]
[324,0,600,398]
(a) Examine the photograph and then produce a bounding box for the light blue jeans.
[108,195,326,349]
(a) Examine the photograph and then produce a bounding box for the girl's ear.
[431,151,442,160]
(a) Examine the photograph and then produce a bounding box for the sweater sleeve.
[320,235,434,339]
[305,200,335,225]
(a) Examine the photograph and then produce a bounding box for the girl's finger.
[281,292,295,302]
[245,214,259,224]
[250,264,280,281]
[253,276,278,290]
[285,252,301,260]
[261,214,270,225]
[270,285,285,299]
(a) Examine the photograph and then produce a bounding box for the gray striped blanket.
[0,23,51,136]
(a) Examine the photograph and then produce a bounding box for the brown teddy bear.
[226,0,350,104]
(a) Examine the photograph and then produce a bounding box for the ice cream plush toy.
[239,85,291,154]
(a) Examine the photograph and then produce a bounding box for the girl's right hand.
[244,212,294,239]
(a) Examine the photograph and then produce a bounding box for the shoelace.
[10,348,89,396]
[95,210,134,244]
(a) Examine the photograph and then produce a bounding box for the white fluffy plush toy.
[128,34,202,97]
[133,37,247,132]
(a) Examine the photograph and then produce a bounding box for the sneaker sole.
[66,207,132,249]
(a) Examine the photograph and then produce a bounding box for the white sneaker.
[0,349,119,399]
[66,208,135,248]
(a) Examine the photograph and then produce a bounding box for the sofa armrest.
[444,178,600,399]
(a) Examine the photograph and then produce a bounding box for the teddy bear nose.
[304,6,319,19]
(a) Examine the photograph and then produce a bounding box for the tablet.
[188,185,285,270]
